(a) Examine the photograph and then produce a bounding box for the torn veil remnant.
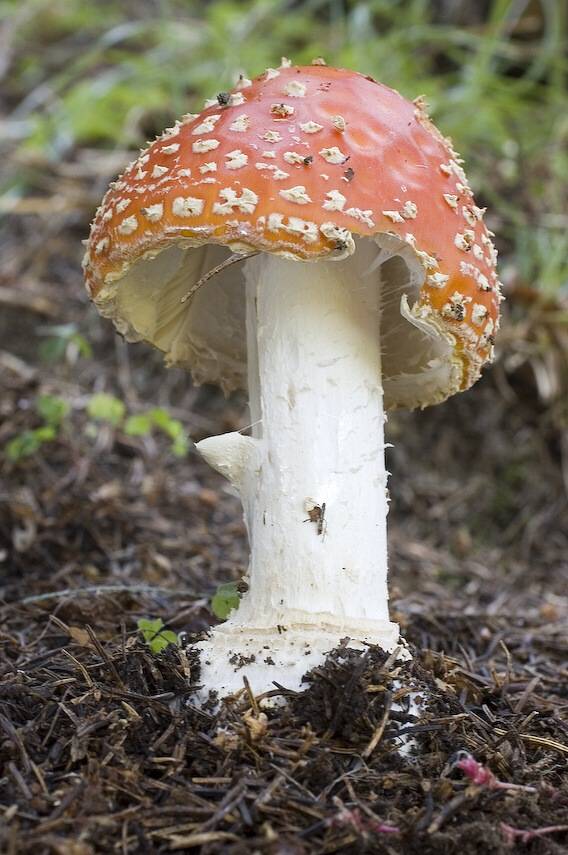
[84,62,500,700]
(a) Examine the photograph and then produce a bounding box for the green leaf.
[37,323,92,363]
[124,408,188,455]
[38,337,68,363]
[6,431,41,462]
[37,394,70,427]
[5,426,56,462]
[146,407,169,429]
[124,413,153,436]
[211,582,240,620]
[35,426,57,442]
[70,333,93,359]
[137,617,178,654]
[148,408,188,456]
[87,393,125,426]
[170,432,189,458]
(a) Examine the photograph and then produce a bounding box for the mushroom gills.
[111,235,454,409]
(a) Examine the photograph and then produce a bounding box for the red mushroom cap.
[84,62,500,408]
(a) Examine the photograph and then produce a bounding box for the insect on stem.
[304,499,327,536]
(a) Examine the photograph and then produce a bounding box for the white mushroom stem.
[195,253,400,697]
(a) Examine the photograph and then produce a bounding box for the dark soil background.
[1,1,568,852]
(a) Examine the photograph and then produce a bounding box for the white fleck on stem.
[196,254,400,697]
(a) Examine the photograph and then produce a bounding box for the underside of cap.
[93,233,470,410]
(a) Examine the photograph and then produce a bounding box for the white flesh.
[196,253,400,699]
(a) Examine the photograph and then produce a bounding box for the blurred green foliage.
[5,394,69,462]
[86,392,126,427]
[6,425,57,462]
[36,393,71,426]
[124,407,189,457]
[2,0,567,292]
[86,393,189,454]
[5,391,189,463]
[38,324,93,364]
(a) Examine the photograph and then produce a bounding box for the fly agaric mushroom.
[84,61,500,698]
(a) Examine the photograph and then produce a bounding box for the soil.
[1,175,568,853]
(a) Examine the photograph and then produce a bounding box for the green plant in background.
[87,392,126,427]
[38,323,93,363]
[86,394,188,455]
[5,394,70,462]
[125,408,189,457]
[137,617,178,654]
[36,394,70,426]
[87,392,189,457]
[4,391,189,462]
[6,426,57,462]
[211,582,241,620]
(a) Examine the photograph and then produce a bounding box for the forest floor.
[1,156,568,853]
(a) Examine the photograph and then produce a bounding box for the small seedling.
[38,323,92,363]
[85,395,188,455]
[211,582,240,620]
[5,394,70,462]
[86,392,125,426]
[37,394,70,426]
[125,407,188,457]
[6,426,57,462]
[137,617,178,654]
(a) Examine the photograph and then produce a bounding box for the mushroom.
[84,63,500,698]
